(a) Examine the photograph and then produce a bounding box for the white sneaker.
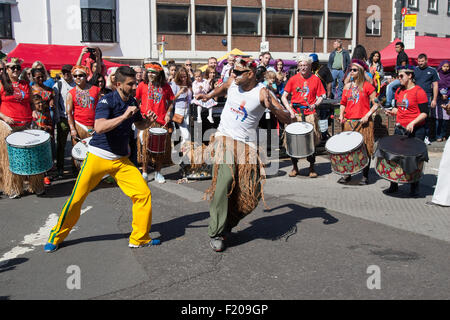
[9,193,20,199]
[207,115,214,124]
[155,172,166,184]
[197,118,202,123]
[424,136,431,145]
[142,172,148,181]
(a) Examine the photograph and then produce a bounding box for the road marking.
[150,181,206,203]
[0,206,93,267]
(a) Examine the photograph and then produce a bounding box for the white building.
[1,0,156,64]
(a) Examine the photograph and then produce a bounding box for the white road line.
[0,206,93,267]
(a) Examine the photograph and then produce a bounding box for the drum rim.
[325,132,365,154]
[285,122,314,135]
[5,130,51,148]
[149,128,168,135]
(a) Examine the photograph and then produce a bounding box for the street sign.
[260,41,269,53]
[404,29,416,49]
[404,14,417,28]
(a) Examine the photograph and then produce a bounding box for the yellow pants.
[47,152,153,246]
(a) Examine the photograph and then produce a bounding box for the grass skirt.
[204,135,267,218]
[137,122,173,169]
[342,118,375,156]
[0,121,44,196]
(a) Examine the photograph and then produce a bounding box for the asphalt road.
[0,150,449,301]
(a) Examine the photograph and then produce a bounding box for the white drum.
[72,137,92,168]
[325,131,369,176]
[285,122,315,158]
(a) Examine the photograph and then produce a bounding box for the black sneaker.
[358,177,369,185]
[383,184,399,194]
[337,176,351,184]
[209,236,225,252]
[409,184,420,197]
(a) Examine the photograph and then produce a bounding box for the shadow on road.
[0,258,28,274]
[61,233,130,249]
[227,203,339,249]
[151,211,210,242]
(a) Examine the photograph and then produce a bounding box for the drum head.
[72,137,92,160]
[285,122,313,135]
[6,130,50,147]
[149,128,167,135]
[326,131,364,153]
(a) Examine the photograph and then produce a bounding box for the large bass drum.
[325,131,369,176]
[6,129,53,175]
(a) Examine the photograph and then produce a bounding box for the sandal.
[289,170,299,177]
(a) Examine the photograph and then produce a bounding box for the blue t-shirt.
[414,66,440,99]
[89,90,143,156]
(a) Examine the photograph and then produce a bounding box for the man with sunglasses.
[184,60,194,81]
[53,64,76,178]
[197,58,291,252]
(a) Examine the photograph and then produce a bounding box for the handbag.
[172,113,184,124]
[171,87,189,124]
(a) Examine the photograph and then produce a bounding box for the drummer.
[0,57,45,198]
[384,65,429,196]
[135,62,174,183]
[66,66,101,147]
[44,66,159,253]
[338,59,380,185]
[281,54,326,178]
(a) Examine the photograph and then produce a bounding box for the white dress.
[431,139,450,206]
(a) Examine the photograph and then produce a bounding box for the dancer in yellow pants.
[47,152,153,246]
[45,66,159,252]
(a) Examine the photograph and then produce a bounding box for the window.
[407,0,419,10]
[81,8,116,42]
[196,6,226,34]
[328,13,352,39]
[428,0,438,13]
[266,9,293,36]
[232,7,261,35]
[0,3,12,39]
[157,5,190,34]
[448,0,450,14]
[425,32,438,36]
[366,18,381,36]
[298,11,323,38]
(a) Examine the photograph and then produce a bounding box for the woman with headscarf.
[0,57,45,198]
[338,59,380,185]
[434,60,450,142]
[135,62,174,183]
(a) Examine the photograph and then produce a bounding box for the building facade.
[404,0,450,37]
[0,0,400,64]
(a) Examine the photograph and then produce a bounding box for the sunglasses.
[232,69,250,76]
[35,76,45,80]
[185,64,192,67]
[398,74,409,79]
[350,68,359,72]
[73,74,86,79]
[8,65,21,71]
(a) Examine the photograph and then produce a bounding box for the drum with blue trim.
[6,130,53,175]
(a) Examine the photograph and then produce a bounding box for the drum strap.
[345,119,360,131]
[292,104,306,122]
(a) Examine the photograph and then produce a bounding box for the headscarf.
[5,57,24,67]
[145,63,163,73]
[71,65,90,75]
[437,60,450,92]
[351,59,369,72]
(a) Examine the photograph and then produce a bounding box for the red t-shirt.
[69,85,101,127]
[395,85,428,128]
[284,74,325,115]
[136,82,174,126]
[340,82,375,119]
[0,80,32,127]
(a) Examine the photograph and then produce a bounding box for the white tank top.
[218,81,266,143]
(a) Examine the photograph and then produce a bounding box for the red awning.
[6,43,126,71]
[380,36,450,71]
